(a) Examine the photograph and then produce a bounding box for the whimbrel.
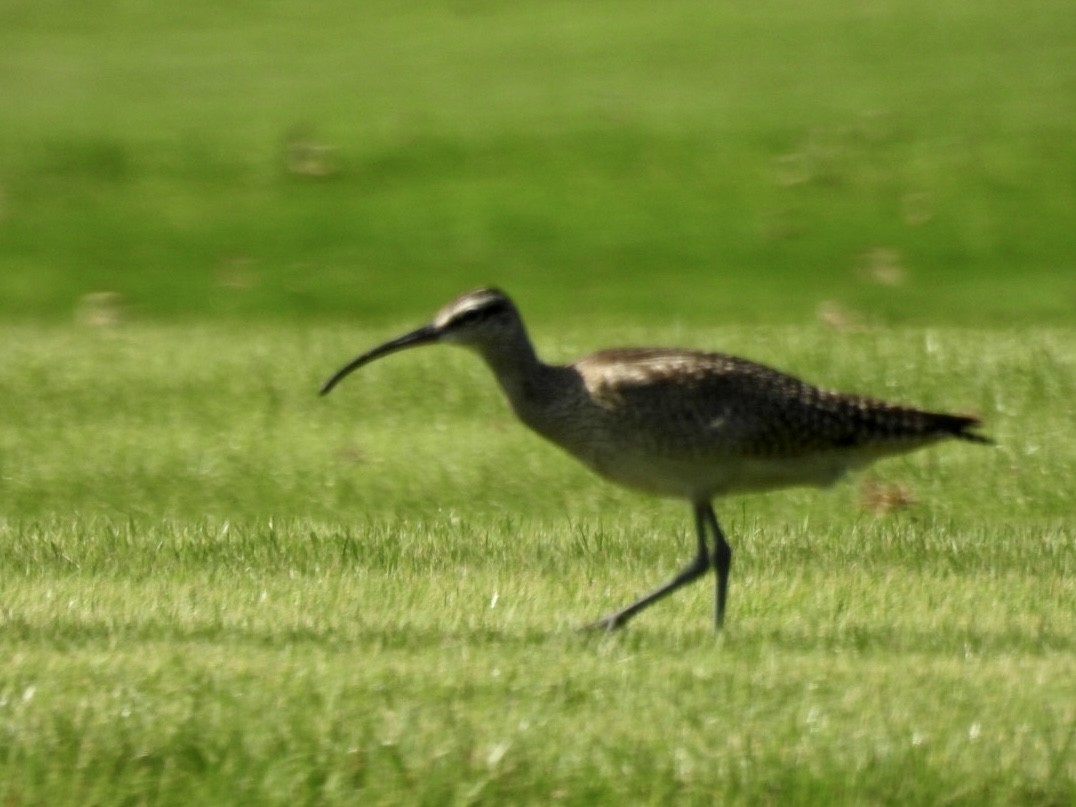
[320,288,990,631]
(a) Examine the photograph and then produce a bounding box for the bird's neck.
[474,330,538,389]
[472,331,568,415]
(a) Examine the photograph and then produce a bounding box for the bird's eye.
[454,308,484,325]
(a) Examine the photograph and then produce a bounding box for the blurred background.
[1,0,1073,329]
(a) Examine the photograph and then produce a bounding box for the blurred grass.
[1,0,1074,325]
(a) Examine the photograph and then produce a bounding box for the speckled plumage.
[321,287,990,631]
[559,346,986,497]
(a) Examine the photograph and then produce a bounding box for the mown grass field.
[2,0,1075,804]
[2,324,1073,804]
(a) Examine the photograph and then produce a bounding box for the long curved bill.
[319,324,440,396]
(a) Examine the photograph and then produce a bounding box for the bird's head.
[319,287,522,395]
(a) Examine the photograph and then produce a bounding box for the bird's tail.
[931,412,993,445]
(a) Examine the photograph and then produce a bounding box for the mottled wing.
[575,348,986,459]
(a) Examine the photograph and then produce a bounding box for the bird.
[319,287,990,631]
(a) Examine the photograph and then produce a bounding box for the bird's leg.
[701,504,732,629]
[584,503,713,632]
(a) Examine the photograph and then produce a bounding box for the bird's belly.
[524,405,874,500]
[580,449,861,500]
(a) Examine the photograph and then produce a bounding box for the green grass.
[1,0,1074,802]
[1,0,1074,325]
[1,322,1073,804]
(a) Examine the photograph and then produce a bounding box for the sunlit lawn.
[1,322,1072,804]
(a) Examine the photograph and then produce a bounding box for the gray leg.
[585,502,715,632]
[701,504,732,628]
